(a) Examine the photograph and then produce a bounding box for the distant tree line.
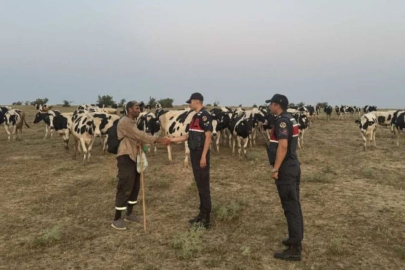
[11,95,180,109]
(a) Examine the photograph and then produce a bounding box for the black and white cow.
[292,111,309,149]
[210,107,233,151]
[33,110,61,139]
[91,112,121,152]
[0,106,10,125]
[53,113,73,150]
[315,105,321,116]
[391,110,405,147]
[4,109,30,141]
[346,106,355,116]
[35,104,53,112]
[78,104,101,113]
[229,110,253,157]
[324,105,333,121]
[136,112,161,153]
[244,107,266,147]
[364,105,377,113]
[355,113,377,150]
[71,112,97,165]
[159,108,195,166]
[374,110,396,127]
[339,105,348,119]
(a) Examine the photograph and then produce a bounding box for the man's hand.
[156,137,171,146]
[200,156,207,168]
[271,171,279,180]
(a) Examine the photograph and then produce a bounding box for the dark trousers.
[277,164,304,244]
[115,155,140,210]
[190,149,211,214]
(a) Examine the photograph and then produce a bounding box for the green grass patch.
[305,172,334,183]
[213,199,247,222]
[172,227,204,259]
[32,225,62,247]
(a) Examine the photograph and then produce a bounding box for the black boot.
[274,244,302,261]
[200,212,211,229]
[188,211,203,224]
[282,238,291,247]
[282,239,302,251]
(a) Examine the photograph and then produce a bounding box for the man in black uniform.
[168,93,213,229]
[266,94,304,261]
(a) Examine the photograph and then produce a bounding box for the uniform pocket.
[279,160,300,181]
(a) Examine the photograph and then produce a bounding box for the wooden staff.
[139,145,147,232]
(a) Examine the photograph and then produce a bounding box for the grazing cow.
[355,113,377,150]
[4,109,30,141]
[324,105,333,121]
[33,110,61,139]
[391,110,405,146]
[364,105,377,113]
[374,110,396,127]
[53,113,73,150]
[91,113,121,152]
[292,112,309,149]
[159,108,195,166]
[71,112,97,164]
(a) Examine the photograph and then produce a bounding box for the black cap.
[186,92,204,104]
[266,94,289,107]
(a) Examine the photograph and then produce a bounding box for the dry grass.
[0,106,405,270]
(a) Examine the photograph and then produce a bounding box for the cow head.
[212,120,218,138]
[92,114,109,136]
[146,117,160,135]
[355,116,376,133]
[4,111,18,126]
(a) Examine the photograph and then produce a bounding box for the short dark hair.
[126,101,140,111]
[280,103,287,111]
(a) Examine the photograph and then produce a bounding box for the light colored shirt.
[117,116,157,162]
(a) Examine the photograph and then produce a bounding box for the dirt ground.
[1,105,404,270]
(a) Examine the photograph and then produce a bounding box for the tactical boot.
[189,211,203,224]
[200,212,211,229]
[274,245,302,261]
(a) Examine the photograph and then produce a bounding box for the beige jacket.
[117,116,157,162]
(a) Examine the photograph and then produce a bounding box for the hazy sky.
[1,1,404,107]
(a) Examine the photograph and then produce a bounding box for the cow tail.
[24,117,30,128]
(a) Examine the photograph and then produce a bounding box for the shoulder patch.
[279,122,286,128]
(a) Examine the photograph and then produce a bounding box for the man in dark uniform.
[168,93,213,229]
[266,94,304,261]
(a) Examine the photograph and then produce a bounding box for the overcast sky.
[1,1,404,108]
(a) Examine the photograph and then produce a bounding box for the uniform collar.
[196,107,206,114]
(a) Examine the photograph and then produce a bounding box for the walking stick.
[139,145,147,232]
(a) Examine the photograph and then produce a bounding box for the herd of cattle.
[0,102,404,165]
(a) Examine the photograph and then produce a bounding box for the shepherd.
[111,101,170,231]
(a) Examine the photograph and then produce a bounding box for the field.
[1,105,405,270]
